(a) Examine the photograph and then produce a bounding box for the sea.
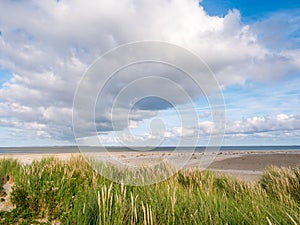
[0,146,300,154]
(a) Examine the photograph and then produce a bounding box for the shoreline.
[1,150,300,181]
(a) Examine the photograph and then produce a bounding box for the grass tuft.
[0,156,299,224]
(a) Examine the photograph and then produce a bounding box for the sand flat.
[208,152,300,181]
[209,153,300,171]
[1,150,300,181]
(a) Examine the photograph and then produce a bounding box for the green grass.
[0,155,299,224]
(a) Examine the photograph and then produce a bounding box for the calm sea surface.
[0,146,300,154]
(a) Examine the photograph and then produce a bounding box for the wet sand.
[210,153,300,170]
[208,152,300,181]
[1,150,300,181]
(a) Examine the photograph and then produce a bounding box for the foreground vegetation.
[0,156,299,224]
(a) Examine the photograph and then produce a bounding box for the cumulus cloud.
[0,0,299,143]
[225,114,300,135]
[81,113,300,146]
[189,113,300,138]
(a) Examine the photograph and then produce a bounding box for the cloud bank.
[0,0,299,144]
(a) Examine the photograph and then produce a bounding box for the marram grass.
[0,155,299,224]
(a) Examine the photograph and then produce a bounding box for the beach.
[209,151,300,181]
[1,149,300,224]
[1,150,300,181]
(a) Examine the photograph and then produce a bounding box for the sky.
[0,0,300,147]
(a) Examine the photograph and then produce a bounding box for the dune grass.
[0,155,299,224]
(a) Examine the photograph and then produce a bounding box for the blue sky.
[0,0,300,147]
[0,68,12,88]
[202,0,300,21]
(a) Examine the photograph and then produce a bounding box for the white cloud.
[225,114,300,134]
[76,112,300,146]
[0,0,299,143]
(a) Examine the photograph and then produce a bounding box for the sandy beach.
[208,151,300,181]
[1,150,300,181]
